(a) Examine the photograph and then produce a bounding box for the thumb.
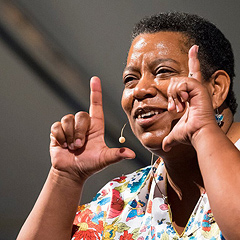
[162,133,178,152]
[104,147,136,165]
[162,135,172,152]
[50,133,64,148]
[188,45,202,81]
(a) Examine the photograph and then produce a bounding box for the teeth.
[137,110,158,119]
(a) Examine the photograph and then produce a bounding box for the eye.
[123,74,138,86]
[155,67,176,78]
[156,68,171,74]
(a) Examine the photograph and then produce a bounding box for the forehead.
[127,32,189,64]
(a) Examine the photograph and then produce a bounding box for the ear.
[207,70,230,109]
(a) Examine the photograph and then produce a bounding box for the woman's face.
[121,32,191,151]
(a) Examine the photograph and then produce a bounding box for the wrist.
[191,122,222,150]
[49,167,86,190]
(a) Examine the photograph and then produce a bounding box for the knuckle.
[51,121,61,133]
[61,114,74,123]
[75,111,89,119]
[178,81,188,90]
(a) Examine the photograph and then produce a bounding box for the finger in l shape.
[89,76,104,120]
[188,45,202,81]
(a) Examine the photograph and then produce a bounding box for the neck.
[159,146,204,233]
[220,105,233,134]
[162,145,204,199]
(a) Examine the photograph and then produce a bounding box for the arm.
[17,168,84,240]
[192,124,240,240]
[17,77,135,240]
[163,45,240,239]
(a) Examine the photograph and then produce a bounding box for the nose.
[133,74,157,100]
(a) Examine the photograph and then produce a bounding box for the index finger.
[188,45,202,81]
[89,76,104,120]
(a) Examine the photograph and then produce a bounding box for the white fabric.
[235,139,240,150]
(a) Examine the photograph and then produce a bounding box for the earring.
[119,123,127,143]
[215,108,223,126]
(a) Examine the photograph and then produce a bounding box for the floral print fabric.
[71,158,225,240]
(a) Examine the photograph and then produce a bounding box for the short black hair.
[132,12,238,115]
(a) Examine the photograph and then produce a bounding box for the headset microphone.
[119,123,127,143]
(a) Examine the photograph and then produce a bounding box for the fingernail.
[164,145,172,152]
[168,101,171,110]
[75,139,82,148]
[69,143,75,150]
[195,45,199,53]
[119,148,125,154]
[176,104,180,113]
[168,97,175,110]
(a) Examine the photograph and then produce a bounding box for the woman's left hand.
[162,45,217,151]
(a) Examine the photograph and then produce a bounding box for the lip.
[133,106,167,128]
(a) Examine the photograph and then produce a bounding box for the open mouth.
[134,107,165,119]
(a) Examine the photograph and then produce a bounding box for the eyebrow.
[123,66,139,73]
[149,58,180,68]
[123,58,180,73]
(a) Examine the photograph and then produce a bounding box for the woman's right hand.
[50,76,135,183]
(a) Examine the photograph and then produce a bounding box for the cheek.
[121,89,133,115]
[121,89,137,135]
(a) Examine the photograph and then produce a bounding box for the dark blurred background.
[0,1,239,239]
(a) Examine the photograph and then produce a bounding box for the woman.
[17,12,240,239]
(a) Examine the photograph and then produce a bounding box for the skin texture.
[17,77,135,240]
[122,33,215,156]
[122,32,240,237]
[17,32,240,239]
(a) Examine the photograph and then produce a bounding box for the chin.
[138,131,166,152]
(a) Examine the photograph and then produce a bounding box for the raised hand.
[162,45,217,152]
[50,76,135,182]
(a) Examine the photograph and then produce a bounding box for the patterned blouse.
[70,152,233,240]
